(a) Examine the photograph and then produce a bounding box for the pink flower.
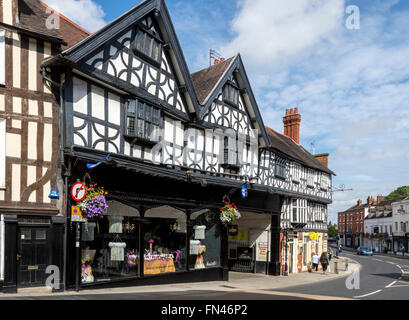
[149,239,154,244]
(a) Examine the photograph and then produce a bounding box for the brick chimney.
[314,153,329,168]
[1,0,19,26]
[283,108,301,144]
[357,199,362,206]
[377,195,384,205]
[367,196,375,205]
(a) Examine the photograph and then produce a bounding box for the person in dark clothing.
[320,252,329,274]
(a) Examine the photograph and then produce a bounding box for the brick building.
[338,196,381,248]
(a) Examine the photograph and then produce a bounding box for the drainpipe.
[41,67,69,291]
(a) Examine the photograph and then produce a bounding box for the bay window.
[126,99,160,142]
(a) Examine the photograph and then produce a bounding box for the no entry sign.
[71,182,87,202]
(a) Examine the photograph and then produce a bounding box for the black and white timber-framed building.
[38,0,335,290]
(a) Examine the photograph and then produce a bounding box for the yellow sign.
[309,232,319,241]
[71,206,84,222]
[228,231,247,241]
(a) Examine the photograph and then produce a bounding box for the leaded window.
[292,163,301,182]
[292,199,298,222]
[223,83,239,106]
[134,27,161,63]
[321,174,329,190]
[307,169,315,187]
[275,157,286,179]
[127,99,160,142]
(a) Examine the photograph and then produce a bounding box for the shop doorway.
[288,242,294,273]
[17,227,52,287]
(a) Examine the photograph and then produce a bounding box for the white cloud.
[43,0,107,33]
[218,0,409,224]
[221,0,345,69]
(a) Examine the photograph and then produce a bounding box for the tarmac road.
[278,249,409,300]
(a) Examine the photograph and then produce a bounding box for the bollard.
[345,259,349,271]
[334,261,339,274]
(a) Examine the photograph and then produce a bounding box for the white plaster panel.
[108,92,121,125]
[91,85,105,121]
[73,77,88,114]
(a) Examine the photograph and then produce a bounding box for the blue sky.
[44,0,409,223]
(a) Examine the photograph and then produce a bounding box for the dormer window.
[223,83,239,106]
[126,99,160,143]
[133,26,162,64]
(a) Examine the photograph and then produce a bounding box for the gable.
[196,56,269,147]
[202,73,257,140]
[79,13,189,120]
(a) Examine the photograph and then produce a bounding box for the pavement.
[0,256,359,300]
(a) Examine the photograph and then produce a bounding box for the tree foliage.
[385,186,409,200]
[327,222,338,238]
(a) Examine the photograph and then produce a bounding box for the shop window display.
[143,206,187,274]
[189,210,222,269]
[81,201,140,283]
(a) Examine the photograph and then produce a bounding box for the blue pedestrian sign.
[87,154,111,170]
[241,183,248,199]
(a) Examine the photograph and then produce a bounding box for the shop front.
[65,156,280,290]
[227,211,274,274]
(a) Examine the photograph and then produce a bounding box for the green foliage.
[385,186,409,200]
[327,222,338,238]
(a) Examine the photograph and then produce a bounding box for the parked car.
[357,246,373,256]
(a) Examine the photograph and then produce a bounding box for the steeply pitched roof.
[191,57,235,105]
[265,127,335,176]
[16,0,90,48]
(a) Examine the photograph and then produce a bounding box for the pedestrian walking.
[328,248,333,261]
[339,244,343,256]
[312,253,319,272]
[402,244,406,256]
[320,252,329,274]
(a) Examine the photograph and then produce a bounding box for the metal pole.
[74,222,81,292]
[63,167,70,291]
[284,230,288,276]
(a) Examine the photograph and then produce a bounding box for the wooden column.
[3,215,18,293]
[269,213,281,276]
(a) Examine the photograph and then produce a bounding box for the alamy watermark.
[45,8,60,30]
[345,269,360,290]
[45,265,60,290]
[346,5,360,30]
[150,122,259,173]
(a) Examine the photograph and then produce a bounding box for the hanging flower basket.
[220,202,241,226]
[79,184,109,220]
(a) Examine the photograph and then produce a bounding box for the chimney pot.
[283,108,301,144]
